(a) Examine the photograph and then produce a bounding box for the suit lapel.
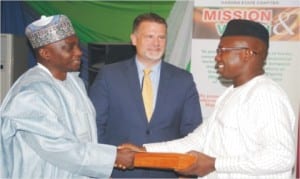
[124,59,148,122]
[151,62,171,123]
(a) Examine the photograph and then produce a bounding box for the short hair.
[132,12,167,33]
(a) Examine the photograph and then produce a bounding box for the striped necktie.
[142,69,153,121]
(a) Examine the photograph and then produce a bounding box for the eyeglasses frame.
[216,47,257,55]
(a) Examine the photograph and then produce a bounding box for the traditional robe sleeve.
[1,81,116,178]
[144,117,211,153]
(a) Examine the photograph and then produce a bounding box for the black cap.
[222,19,269,48]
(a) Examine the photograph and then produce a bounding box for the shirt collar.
[37,63,52,76]
[135,56,162,75]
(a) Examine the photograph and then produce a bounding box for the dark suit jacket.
[89,57,202,178]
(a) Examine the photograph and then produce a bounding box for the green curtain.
[25,1,175,44]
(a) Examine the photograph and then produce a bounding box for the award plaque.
[134,152,196,170]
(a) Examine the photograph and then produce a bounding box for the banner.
[192,0,300,119]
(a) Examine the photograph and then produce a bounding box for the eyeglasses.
[216,47,257,55]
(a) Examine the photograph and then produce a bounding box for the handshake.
[114,143,215,177]
[114,143,145,170]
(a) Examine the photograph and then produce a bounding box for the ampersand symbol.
[273,12,295,35]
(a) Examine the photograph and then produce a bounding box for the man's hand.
[175,151,215,177]
[119,143,146,152]
[114,147,136,170]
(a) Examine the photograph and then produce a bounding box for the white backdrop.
[191,0,300,121]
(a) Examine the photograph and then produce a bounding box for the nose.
[153,37,160,47]
[215,52,221,62]
[75,45,83,57]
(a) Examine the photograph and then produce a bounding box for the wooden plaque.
[134,152,196,170]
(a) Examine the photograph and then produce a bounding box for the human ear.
[242,49,255,62]
[130,34,137,46]
[39,48,51,61]
[245,49,255,58]
[38,48,51,61]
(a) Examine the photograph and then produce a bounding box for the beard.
[144,49,164,61]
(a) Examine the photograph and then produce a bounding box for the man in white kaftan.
[121,19,296,178]
[1,65,117,178]
[144,74,295,178]
[0,14,134,178]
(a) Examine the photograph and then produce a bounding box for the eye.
[146,35,153,39]
[63,42,77,52]
[159,36,166,40]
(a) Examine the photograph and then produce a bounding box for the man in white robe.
[0,14,134,178]
[122,19,296,179]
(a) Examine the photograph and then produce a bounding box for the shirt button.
[146,130,150,135]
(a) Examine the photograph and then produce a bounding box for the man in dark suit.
[88,12,202,178]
